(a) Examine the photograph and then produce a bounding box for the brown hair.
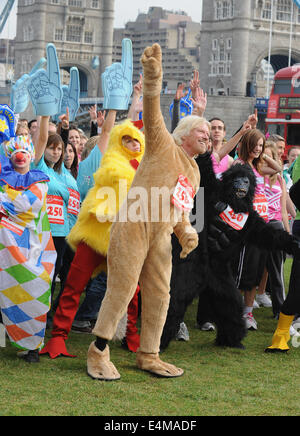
[45,133,64,173]
[238,129,266,172]
[65,141,79,179]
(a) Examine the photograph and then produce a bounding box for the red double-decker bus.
[265,65,300,156]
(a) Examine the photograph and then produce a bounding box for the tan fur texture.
[89,44,201,376]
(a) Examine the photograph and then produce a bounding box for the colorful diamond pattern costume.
[0,155,56,351]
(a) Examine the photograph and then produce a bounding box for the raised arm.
[96,110,116,155]
[33,115,50,165]
[141,44,173,150]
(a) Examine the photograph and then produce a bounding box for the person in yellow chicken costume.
[40,118,145,359]
[86,44,211,380]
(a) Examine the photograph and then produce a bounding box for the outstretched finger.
[121,38,133,83]
[46,43,61,87]
[69,67,80,98]
[30,58,47,76]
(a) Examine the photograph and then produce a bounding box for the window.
[23,26,34,41]
[55,29,64,41]
[84,31,93,44]
[66,24,82,42]
[287,125,300,146]
[24,0,34,5]
[212,39,218,50]
[226,38,232,50]
[215,0,234,20]
[276,0,291,22]
[68,0,82,6]
[261,0,272,19]
[273,79,292,94]
[91,0,99,7]
[51,0,60,4]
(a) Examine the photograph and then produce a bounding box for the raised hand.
[27,44,63,116]
[175,83,188,101]
[102,38,133,110]
[10,58,46,114]
[141,43,162,80]
[247,109,258,129]
[60,67,80,122]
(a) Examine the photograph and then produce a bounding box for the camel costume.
[87,44,201,380]
[40,120,145,358]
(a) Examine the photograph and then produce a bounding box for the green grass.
[1,258,300,416]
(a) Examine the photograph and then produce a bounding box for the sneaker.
[256,293,272,308]
[198,322,215,332]
[253,299,260,309]
[290,325,300,337]
[176,322,190,341]
[244,312,258,330]
[71,321,92,334]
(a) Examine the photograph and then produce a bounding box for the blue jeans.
[74,271,107,321]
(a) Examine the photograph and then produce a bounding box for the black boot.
[22,350,40,363]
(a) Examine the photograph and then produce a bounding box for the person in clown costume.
[0,106,57,363]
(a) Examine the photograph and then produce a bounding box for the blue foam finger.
[10,74,30,114]
[27,44,62,116]
[46,44,61,88]
[102,38,133,111]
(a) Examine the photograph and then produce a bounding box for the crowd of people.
[0,41,300,374]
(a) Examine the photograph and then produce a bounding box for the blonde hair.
[172,115,211,146]
[265,140,282,187]
[80,135,100,161]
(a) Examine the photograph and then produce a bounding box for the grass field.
[1,258,300,416]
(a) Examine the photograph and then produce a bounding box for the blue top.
[61,165,81,230]
[31,157,70,237]
[77,145,102,201]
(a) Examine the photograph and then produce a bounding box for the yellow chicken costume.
[86,44,202,380]
[68,120,145,261]
[40,120,145,359]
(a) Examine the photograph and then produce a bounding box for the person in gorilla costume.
[160,151,300,350]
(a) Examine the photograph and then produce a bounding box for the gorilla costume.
[161,152,300,350]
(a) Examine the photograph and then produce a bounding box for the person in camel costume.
[87,43,211,380]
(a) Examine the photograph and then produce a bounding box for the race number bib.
[67,189,80,216]
[47,195,64,225]
[220,206,249,231]
[172,175,195,213]
[253,194,268,222]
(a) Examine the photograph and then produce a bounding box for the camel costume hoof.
[136,351,184,378]
[87,342,121,381]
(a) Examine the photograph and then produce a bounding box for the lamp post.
[266,0,274,99]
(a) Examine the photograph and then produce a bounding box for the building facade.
[14,0,115,98]
[200,0,300,98]
[113,6,201,91]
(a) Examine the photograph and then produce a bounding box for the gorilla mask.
[233,176,250,199]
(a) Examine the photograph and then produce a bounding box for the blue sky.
[1,0,203,39]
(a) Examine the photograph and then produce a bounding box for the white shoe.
[290,325,300,337]
[256,293,272,308]
[176,322,190,341]
[253,299,260,309]
[244,312,258,330]
[199,322,215,332]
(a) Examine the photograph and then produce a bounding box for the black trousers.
[265,220,286,317]
[281,220,300,316]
